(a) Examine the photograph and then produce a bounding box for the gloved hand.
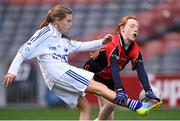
[115,88,128,106]
[145,89,161,102]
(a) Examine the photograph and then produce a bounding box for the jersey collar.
[48,23,62,38]
[119,33,134,55]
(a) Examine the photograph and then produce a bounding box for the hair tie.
[48,10,51,14]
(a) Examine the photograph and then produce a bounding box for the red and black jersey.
[84,33,142,80]
[105,33,140,68]
[84,33,152,92]
[99,33,141,80]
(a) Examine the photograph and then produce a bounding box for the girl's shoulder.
[28,26,54,42]
[36,26,54,36]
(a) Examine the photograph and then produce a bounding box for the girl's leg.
[86,80,160,116]
[77,96,92,120]
[97,96,115,120]
[86,79,116,103]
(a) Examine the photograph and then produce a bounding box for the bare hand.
[3,73,16,87]
[102,34,112,45]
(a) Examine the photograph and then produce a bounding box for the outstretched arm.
[73,34,112,51]
[135,52,160,101]
[110,47,128,105]
[110,47,123,90]
[135,52,151,91]
[3,27,52,87]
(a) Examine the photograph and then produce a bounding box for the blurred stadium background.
[0,0,180,120]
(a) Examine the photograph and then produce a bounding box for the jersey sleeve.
[69,39,103,52]
[83,50,108,73]
[105,34,120,66]
[7,52,24,76]
[8,27,52,75]
[19,27,52,59]
[83,58,100,73]
[105,42,118,66]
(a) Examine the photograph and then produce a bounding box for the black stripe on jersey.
[119,33,134,55]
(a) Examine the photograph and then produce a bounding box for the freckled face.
[122,19,139,41]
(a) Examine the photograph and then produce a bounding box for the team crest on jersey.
[64,48,68,52]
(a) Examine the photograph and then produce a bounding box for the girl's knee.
[105,104,116,110]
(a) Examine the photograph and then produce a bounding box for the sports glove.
[115,88,128,106]
[145,89,161,102]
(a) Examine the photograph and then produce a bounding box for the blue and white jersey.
[8,23,103,90]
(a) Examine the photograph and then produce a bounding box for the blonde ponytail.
[39,10,52,29]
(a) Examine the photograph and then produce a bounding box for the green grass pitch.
[0,107,179,120]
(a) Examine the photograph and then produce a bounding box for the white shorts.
[51,66,94,108]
